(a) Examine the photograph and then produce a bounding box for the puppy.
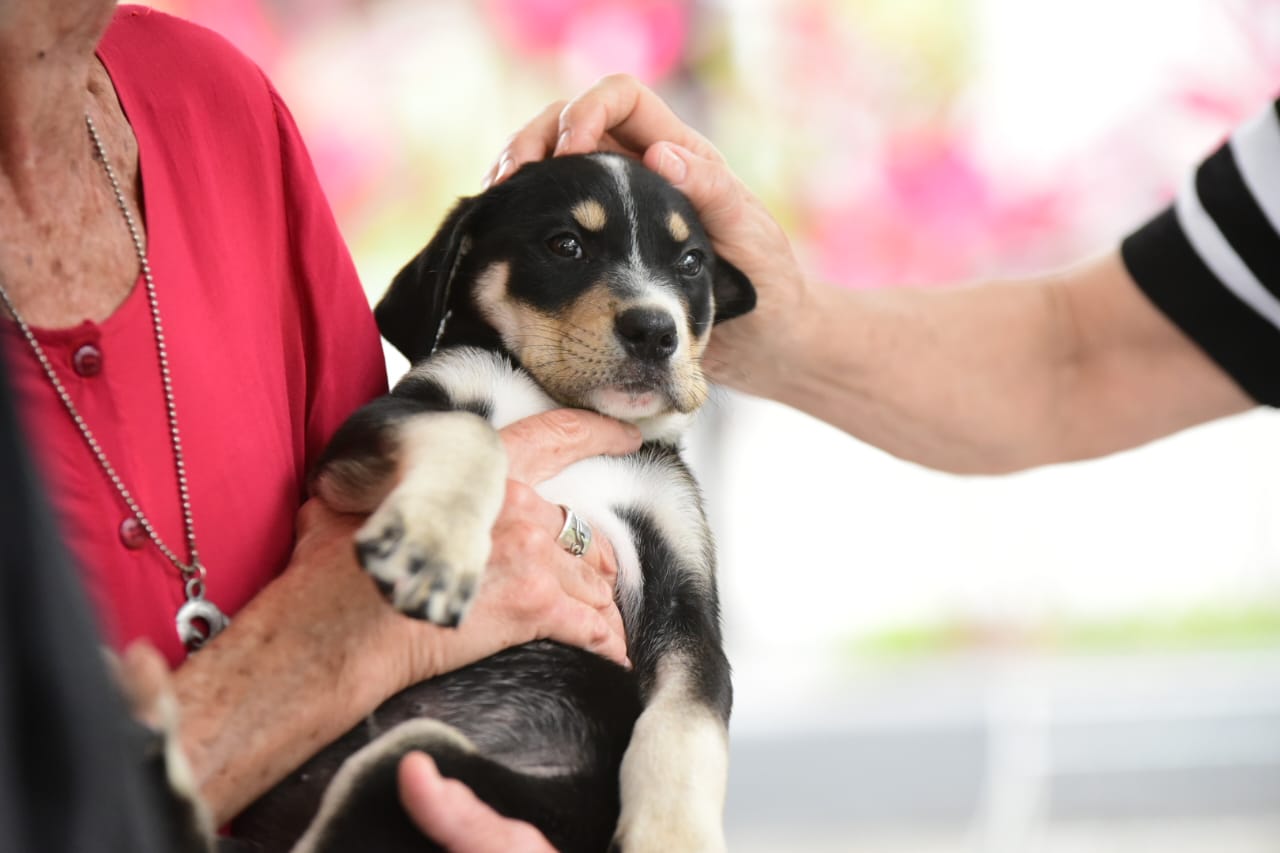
[235,153,755,852]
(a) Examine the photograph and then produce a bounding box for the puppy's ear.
[375,196,480,362]
[712,256,757,324]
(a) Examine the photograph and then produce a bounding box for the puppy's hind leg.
[610,510,733,853]
[292,720,617,853]
[288,720,471,853]
[612,654,731,853]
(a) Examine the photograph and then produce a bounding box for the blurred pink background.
[139,0,1280,298]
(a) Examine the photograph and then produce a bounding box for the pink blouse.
[0,6,387,666]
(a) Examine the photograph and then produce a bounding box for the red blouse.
[0,6,387,666]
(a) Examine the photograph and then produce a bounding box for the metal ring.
[556,505,593,557]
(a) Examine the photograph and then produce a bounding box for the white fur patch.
[538,454,712,625]
[589,386,668,420]
[406,347,557,430]
[599,155,639,261]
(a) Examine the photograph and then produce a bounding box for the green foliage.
[847,602,1280,660]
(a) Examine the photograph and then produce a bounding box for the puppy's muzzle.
[615,307,678,363]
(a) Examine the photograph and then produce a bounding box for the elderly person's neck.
[0,1,142,328]
[0,1,117,205]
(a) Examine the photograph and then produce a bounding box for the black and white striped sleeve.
[1121,96,1280,406]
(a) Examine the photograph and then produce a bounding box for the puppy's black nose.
[615,308,678,362]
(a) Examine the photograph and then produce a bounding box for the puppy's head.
[376,153,755,425]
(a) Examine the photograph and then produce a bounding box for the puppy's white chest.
[408,348,651,608]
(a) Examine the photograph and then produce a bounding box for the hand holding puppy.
[334,407,639,699]
[175,409,636,824]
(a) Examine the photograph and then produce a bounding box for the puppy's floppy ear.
[712,256,757,324]
[375,196,480,363]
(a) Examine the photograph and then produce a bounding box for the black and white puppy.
[236,153,755,853]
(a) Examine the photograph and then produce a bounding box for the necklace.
[0,113,229,651]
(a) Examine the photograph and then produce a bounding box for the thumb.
[645,141,744,235]
[399,752,554,852]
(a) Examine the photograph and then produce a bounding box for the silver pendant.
[176,591,230,651]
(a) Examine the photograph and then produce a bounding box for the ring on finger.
[556,505,593,557]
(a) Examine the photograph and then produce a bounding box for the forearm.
[724,250,1252,473]
[758,278,1072,473]
[172,559,426,824]
[172,607,347,824]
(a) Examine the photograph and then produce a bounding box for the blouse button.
[72,343,103,377]
[119,518,147,550]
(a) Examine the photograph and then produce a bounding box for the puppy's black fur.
[235,153,754,852]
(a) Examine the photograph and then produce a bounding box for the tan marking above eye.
[667,211,690,242]
[571,199,608,232]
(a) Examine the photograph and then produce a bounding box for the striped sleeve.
[1121,96,1280,406]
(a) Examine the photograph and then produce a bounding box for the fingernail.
[493,156,513,184]
[656,143,688,184]
[403,751,436,785]
[481,167,495,189]
[554,129,571,155]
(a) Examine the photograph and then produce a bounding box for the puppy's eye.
[547,234,584,260]
[675,250,704,277]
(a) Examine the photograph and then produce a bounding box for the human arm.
[172,409,640,825]
[489,75,1257,473]
[718,250,1251,473]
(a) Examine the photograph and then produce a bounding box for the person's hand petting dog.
[484,72,809,398]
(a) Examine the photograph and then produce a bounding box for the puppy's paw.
[356,496,491,626]
[610,811,726,853]
[355,410,508,627]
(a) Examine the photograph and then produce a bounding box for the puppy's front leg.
[358,410,507,625]
[316,406,508,626]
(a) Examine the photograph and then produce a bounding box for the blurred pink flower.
[884,133,990,238]
[152,0,283,68]
[306,129,394,217]
[810,132,1071,288]
[1175,0,1280,127]
[484,0,689,84]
